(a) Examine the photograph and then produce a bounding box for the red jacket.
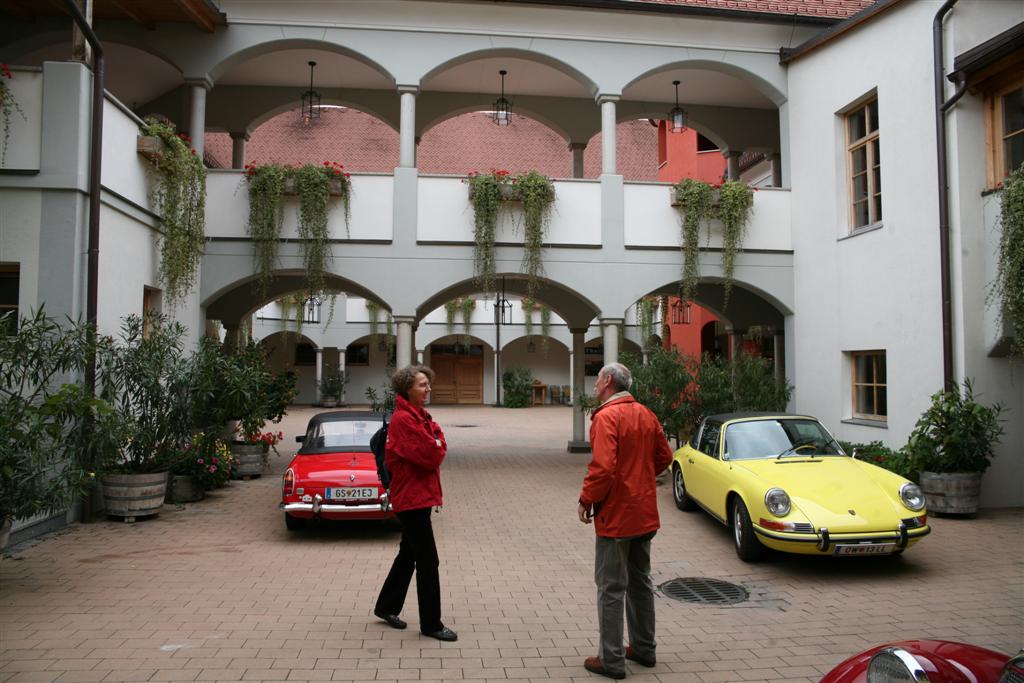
[385,395,447,512]
[579,394,674,538]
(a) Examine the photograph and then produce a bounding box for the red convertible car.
[820,639,1023,683]
[280,411,391,530]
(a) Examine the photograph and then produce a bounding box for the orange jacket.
[385,395,447,512]
[579,394,674,538]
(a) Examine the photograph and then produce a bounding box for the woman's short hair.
[391,364,435,399]
[600,362,632,392]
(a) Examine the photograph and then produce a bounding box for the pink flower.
[209,466,217,473]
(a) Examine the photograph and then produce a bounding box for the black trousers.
[374,507,443,633]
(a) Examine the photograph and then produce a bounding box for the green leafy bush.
[621,347,697,439]
[904,380,1005,474]
[502,367,532,408]
[838,440,915,480]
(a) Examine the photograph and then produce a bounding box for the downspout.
[63,0,104,392]
[933,0,968,391]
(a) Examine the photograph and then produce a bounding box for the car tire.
[284,512,306,531]
[672,464,697,511]
[731,498,762,562]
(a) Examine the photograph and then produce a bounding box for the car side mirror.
[296,435,305,443]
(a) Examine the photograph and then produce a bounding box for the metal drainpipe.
[933,0,968,392]
[63,0,104,393]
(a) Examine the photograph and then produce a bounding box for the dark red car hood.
[821,639,1010,683]
[288,451,379,486]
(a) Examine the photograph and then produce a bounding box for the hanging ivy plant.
[515,171,556,297]
[717,180,755,307]
[294,164,331,295]
[367,300,381,345]
[672,178,714,304]
[244,163,286,297]
[1,63,27,166]
[540,305,551,355]
[521,297,535,338]
[444,300,458,335]
[637,297,656,349]
[141,117,207,305]
[459,297,476,336]
[467,171,507,296]
[993,163,1024,357]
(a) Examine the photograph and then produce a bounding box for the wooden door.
[430,354,483,404]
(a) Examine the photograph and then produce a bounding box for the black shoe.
[625,645,655,668]
[421,626,458,642]
[374,610,407,630]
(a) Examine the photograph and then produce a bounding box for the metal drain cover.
[660,577,749,605]
[451,424,478,428]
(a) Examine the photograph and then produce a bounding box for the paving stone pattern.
[1,406,1021,683]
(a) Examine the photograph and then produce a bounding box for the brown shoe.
[625,646,655,668]
[584,656,625,679]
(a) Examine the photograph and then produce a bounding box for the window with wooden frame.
[851,350,887,421]
[0,264,19,335]
[845,98,882,230]
[984,74,1024,187]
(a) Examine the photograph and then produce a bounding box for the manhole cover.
[451,424,477,428]
[659,577,749,605]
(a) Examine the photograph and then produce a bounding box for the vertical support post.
[71,0,93,64]
[186,78,212,159]
[598,96,619,175]
[773,332,785,383]
[602,319,621,366]
[729,329,745,360]
[724,149,743,180]
[770,152,783,187]
[568,329,588,452]
[315,347,324,405]
[398,86,418,169]
[569,142,586,178]
[230,131,248,169]
[395,316,415,369]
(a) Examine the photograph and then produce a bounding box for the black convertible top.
[706,412,816,423]
[297,410,386,455]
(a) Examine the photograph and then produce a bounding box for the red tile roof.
[609,0,876,19]
[206,107,660,180]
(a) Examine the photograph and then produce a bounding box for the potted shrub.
[0,310,119,547]
[94,314,194,522]
[167,433,234,502]
[501,367,532,408]
[320,369,346,407]
[905,379,1005,515]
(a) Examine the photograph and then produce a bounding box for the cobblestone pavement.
[2,406,1022,683]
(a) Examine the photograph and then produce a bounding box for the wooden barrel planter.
[100,472,168,522]
[920,471,982,515]
[230,443,267,479]
[167,475,204,503]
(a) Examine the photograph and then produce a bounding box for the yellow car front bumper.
[754,523,931,555]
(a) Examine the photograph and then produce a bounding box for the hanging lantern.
[492,69,512,126]
[301,60,321,124]
[668,80,688,134]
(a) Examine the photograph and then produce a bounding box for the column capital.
[567,141,587,151]
[599,318,625,326]
[397,85,420,95]
[722,149,743,159]
[568,327,589,335]
[184,76,214,91]
[229,130,250,142]
[392,315,417,325]
[315,347,324,355]
[596,93,621,105]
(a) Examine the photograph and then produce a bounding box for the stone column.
[568,328,589,452]
[222,323,241,354]
[729,329,745,360]
[71,0,93,64]
[229,131,248,169]
[185,78,212,159]
[398,86,418,169]
[569,142,586,178]
[598,95,619,175]
[723,149,743,181]
[394,316,415,369]
[602,318,622,366]
[773,332,784,383]
[770,152,783,187]
[315,347,325,404]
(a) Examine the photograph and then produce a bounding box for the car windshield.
[305,418,382,450]
[723,419,845,460]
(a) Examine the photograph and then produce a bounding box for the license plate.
[834,543,895,556]
[325,487,376,501]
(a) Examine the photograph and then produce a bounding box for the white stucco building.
[1,0,1021,540]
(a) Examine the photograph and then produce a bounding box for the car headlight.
[899,483,926,511]
[868,647,929,682]
[764,488,791,516]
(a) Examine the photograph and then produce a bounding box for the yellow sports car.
[671,413,929,561]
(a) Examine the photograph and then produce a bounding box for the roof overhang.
[948,21,1024,92]
[0,0,226,33]
[779,0,905,64]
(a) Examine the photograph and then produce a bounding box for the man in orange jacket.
[578,362,674,679]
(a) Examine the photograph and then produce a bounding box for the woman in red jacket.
[373,365,457,642]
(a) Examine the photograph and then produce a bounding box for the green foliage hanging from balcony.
[244,163,286,297]
[521,297,535,338]
[516,171,556,297]
[637,296,656,349]
[672,178,755,309]
[142,117,207,304]
[993,164,1024,357]
[540,304,551,355]
[460,297,476,336]
[444,300,458,335]
[244,162,351,299]
[467,170,555,297]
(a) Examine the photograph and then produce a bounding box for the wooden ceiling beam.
[169,0,216,33]
[108,0,156,29]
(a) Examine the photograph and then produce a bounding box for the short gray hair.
[391,365,435,399]
[599,362,632,392]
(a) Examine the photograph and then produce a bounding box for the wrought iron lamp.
[301,60,321,123]
[668,80,688,134]
[492,69,512,126]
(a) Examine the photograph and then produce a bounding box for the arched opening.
[583,120,660,180]
[257,331,320,404]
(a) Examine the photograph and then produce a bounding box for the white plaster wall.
[2,67,42,171]
[95,205,159,337]
[624,184,791,250]
[101,99,151,211]
[417,176,601,246]
[788,0,942,450]
[204,171,393,241]
[0,189,41,311]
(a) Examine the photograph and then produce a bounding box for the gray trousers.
[594,531,657,674]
